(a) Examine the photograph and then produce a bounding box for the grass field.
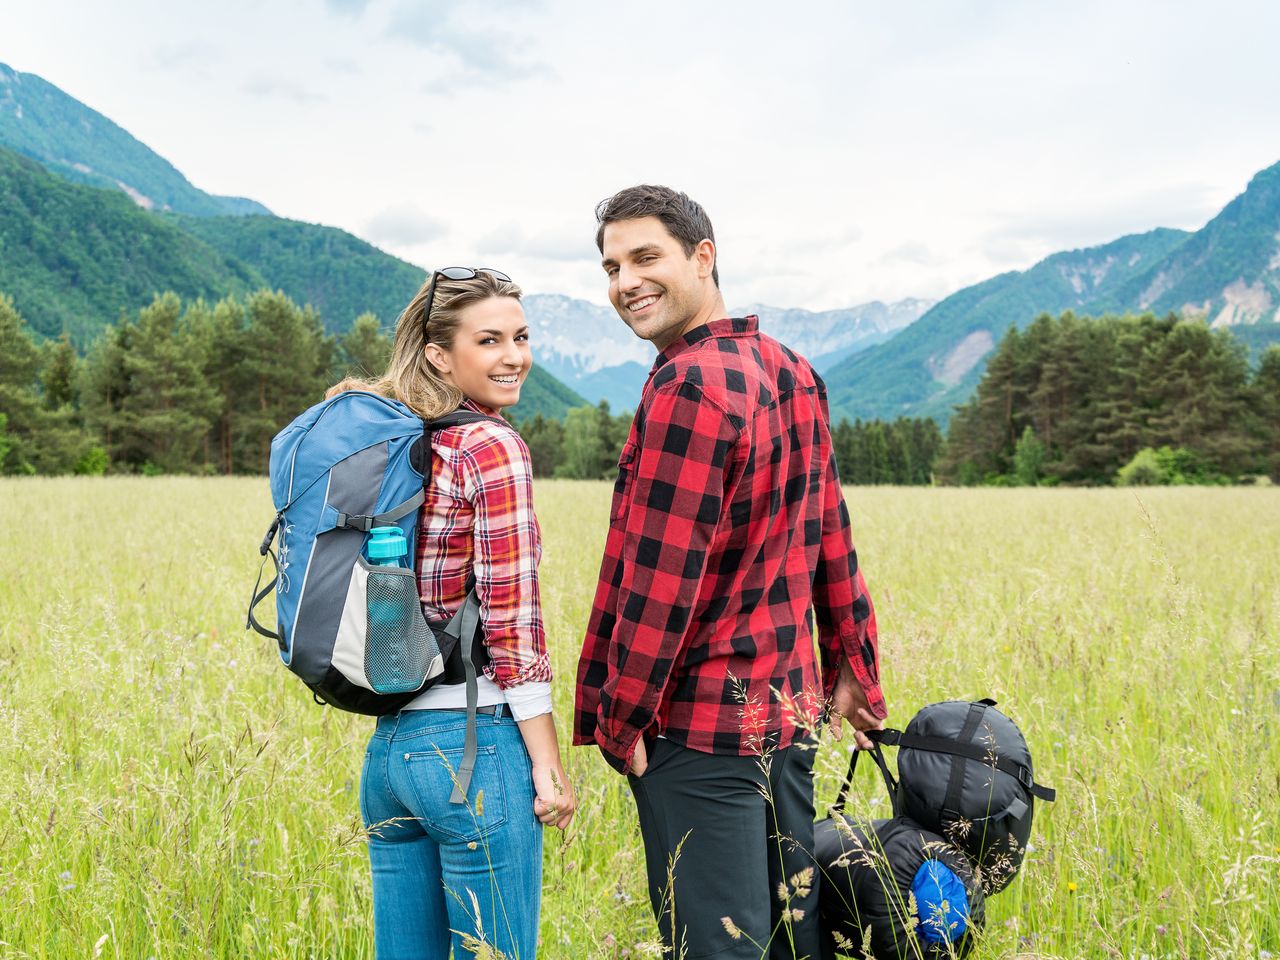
[1,479,1277,959]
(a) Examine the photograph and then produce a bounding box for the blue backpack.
[246,391,498,800]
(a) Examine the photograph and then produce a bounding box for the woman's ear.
[424,342,451,376]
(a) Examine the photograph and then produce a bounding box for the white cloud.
[365,204,448,247]
[7,0,1280,311]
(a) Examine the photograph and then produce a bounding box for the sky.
[7,0,1280,311]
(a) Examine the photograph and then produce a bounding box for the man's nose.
[617,263,643,291]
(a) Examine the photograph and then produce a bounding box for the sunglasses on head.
[422,266,513,341]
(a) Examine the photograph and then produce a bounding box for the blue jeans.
[361,706,542,959]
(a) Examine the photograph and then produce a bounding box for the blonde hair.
[328,269,523,419]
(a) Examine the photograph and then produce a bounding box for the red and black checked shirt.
[416,399,552,688]
[573,316,886,773]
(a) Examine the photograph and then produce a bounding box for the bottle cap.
[367,525,408,560]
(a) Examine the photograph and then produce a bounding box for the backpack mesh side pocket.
[364,566,443,695]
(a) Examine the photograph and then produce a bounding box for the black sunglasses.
[422,266,513,341]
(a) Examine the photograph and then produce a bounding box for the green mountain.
[172,213,428,333]
[1103,161,1280,322]
[0,146,262,344]
[0,145,585,418]
[826,161,1280,423]
[825,229,1191,421]
[0,61,268,217]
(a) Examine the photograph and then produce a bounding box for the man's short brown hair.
[595,184,719,286]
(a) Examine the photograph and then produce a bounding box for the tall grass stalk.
[0,479,1276,957]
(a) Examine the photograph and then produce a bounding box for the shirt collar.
[461,396,501,417]
[653,315,759,372]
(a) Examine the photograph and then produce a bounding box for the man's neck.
[655,291,728,353]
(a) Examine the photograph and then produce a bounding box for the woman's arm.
[516,712,576,831]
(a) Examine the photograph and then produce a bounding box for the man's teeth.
[629,296,658,312]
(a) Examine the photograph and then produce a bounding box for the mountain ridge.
[0,61,269,217]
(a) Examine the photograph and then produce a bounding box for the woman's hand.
[516,712,577,831]
[531,761,576,831]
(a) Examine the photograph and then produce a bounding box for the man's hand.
[628,737,648,777]
[829,657,884,750]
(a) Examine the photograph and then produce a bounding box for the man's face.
[601,216,711,349]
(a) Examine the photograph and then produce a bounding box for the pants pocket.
[403,742,509,842]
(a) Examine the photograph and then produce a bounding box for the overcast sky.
[7,0,1280,311]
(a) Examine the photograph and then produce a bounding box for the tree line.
[941,311,1280,485]
[5,290,1273,486]
[0,288,943,485]
[0,289,390,475]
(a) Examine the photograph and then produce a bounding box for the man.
[574,184,888,959]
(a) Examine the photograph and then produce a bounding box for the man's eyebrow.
[602,243,664,268]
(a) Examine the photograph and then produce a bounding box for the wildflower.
[721,917,742,940]
[1067,881,1078,893]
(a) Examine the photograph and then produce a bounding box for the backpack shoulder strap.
[427,410,507,431]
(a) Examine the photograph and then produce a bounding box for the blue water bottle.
[368,525,408,567]
[365,525,416,692]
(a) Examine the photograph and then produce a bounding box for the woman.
[332,267,576,959]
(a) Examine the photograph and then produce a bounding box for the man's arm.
[812,415,887,729]
[585,377,741,773]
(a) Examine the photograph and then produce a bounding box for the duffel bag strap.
[873,728,1056,802]
[446,589,484,805]
[834,736,899,814]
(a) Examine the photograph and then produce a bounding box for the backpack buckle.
[337,512,374,532]
[1016,765,1034,790]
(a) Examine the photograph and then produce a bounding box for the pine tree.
[340,313,392,379]
[42,333,80,410]
[0,294,48,473]
[116,293,220,472]
[556,406,606,479]
[517,414,565,477]
[1251,345,1280,480]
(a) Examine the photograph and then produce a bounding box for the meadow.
[0,479,1277,959]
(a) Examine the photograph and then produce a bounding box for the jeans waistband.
[373,702,506,738]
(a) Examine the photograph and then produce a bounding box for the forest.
[1,291,1274,485]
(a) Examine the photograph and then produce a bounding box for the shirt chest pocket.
[610,441,639,523]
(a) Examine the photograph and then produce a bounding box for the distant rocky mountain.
[0,62,269,217]
[736,299,933,370]
[825,161,1280,423]
[522,294,933,411]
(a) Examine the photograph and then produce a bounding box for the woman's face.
[427,296,532,410]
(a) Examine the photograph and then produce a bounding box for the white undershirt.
[402,678,552,721]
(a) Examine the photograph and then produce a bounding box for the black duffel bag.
[855,698,1057,894]
[814,814,985,959]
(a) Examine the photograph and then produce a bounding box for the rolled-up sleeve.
[459,424,553,694]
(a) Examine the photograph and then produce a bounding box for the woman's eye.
[516,333,529,342]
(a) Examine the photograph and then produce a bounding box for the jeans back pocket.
[404,742,509,843]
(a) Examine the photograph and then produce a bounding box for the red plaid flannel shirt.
[417,399,552,688]
[574,317,886,773]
